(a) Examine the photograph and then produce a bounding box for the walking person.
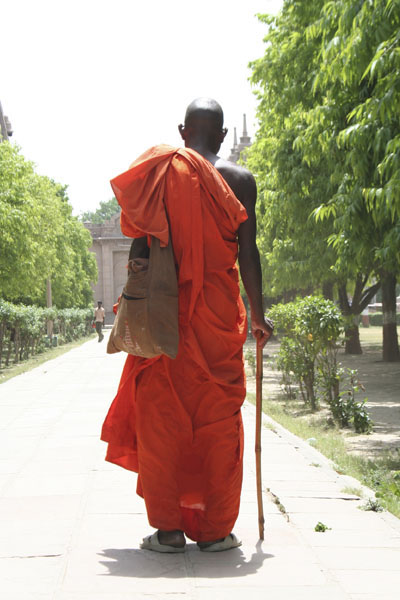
[102,98,273,552]
[94,301,105,342]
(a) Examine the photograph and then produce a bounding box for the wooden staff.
[255,337,264,540]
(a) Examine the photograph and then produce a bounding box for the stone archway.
[84,212,131,324]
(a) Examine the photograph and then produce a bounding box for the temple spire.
[239,114,251,148]
[242,113,248,137]
[228,114,252,164]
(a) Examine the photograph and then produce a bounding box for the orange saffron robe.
[101,145,248,541]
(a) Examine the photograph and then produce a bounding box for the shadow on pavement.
[98,541,274,578]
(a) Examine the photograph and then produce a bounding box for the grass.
[0,334,96,384]
[360,498,385,512]
[358,324,400,346]
[247,391,400,519]
[341,486,364,497]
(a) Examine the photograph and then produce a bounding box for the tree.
[80,197,119,224]
[305,0,400,361]
[0,142,97,308]
[51,199,97,308]
[248,2,339,305]
[249,0,399,360]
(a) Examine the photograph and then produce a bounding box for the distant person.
[102,98,273,552]
[94,301,105,342]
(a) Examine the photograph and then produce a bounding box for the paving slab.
[334,569,400,595]
[0,334,399,600]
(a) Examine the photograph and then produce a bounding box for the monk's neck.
[185,142,219,166]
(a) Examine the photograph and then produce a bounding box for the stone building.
[84,215,131,324]
[86,115,252,321]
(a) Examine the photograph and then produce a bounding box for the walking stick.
[255,336,265,540]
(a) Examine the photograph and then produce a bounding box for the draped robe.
[101,145,248,541]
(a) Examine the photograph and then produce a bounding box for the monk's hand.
[252,316,274,348]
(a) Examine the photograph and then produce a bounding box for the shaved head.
[179,98,227,155]
[184,98,224,130]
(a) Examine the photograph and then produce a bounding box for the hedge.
[367,312,400,326]
[0,299,94,369]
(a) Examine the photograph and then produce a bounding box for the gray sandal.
[198,533,242,552]
[140,532,185,553]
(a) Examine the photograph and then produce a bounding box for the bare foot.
[157,529,186,548]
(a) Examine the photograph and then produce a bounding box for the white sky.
[1,0,282,214]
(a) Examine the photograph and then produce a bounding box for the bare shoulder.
[213,157,256,203]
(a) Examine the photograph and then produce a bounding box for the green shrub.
[328,368,372,433]
[268,296,371,432]
[269,296,343,411]
[0,299,94,368]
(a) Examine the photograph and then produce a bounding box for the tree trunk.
[344,322,362,354]
[337,276,380,355]
[6,330,13,366]
[381,271,400,362]
[0,322,4,368]
[14,326,20,364]
[338,282,363,354]
[304,369,317,411]
[322,281,334,300]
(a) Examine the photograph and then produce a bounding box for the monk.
[101,98,273,553]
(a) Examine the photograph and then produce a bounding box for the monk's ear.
[219,127,228,142]
[178,124,186,140]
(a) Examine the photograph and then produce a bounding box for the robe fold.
[101,145,248,541]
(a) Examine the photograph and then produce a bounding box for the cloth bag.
[107,235,179,359]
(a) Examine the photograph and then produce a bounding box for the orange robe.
[101,145,248,542]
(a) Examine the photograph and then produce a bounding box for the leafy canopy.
[0,142,97,307]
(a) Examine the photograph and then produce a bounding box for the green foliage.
[314,521,331,532]
[303,0,400,276]
[269,296,371,431]
[327,367,372,433]
[0,299,94,368]
[248,1,338,298]
[249,0,400,359]
[360,498,384,513]
[80,197,119,224]
[269,296,343,411]
[54,307,94,342]
[364,449,400,508]
[0,142,97,307]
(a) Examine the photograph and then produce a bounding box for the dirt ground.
[245,327,400,460]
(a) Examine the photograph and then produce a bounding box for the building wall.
[84,213,131,324]
[113,251,129,300]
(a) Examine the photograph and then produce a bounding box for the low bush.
[327,367,372,433]
[269,296,343,412]
[0,299,94,368]
[268,296,372,432]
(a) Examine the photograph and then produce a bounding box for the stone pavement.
[0,335,399,600]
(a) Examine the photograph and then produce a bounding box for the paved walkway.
[0,335,399,600]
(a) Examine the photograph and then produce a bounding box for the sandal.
[198,533,242,552]
[140,532,186,553]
